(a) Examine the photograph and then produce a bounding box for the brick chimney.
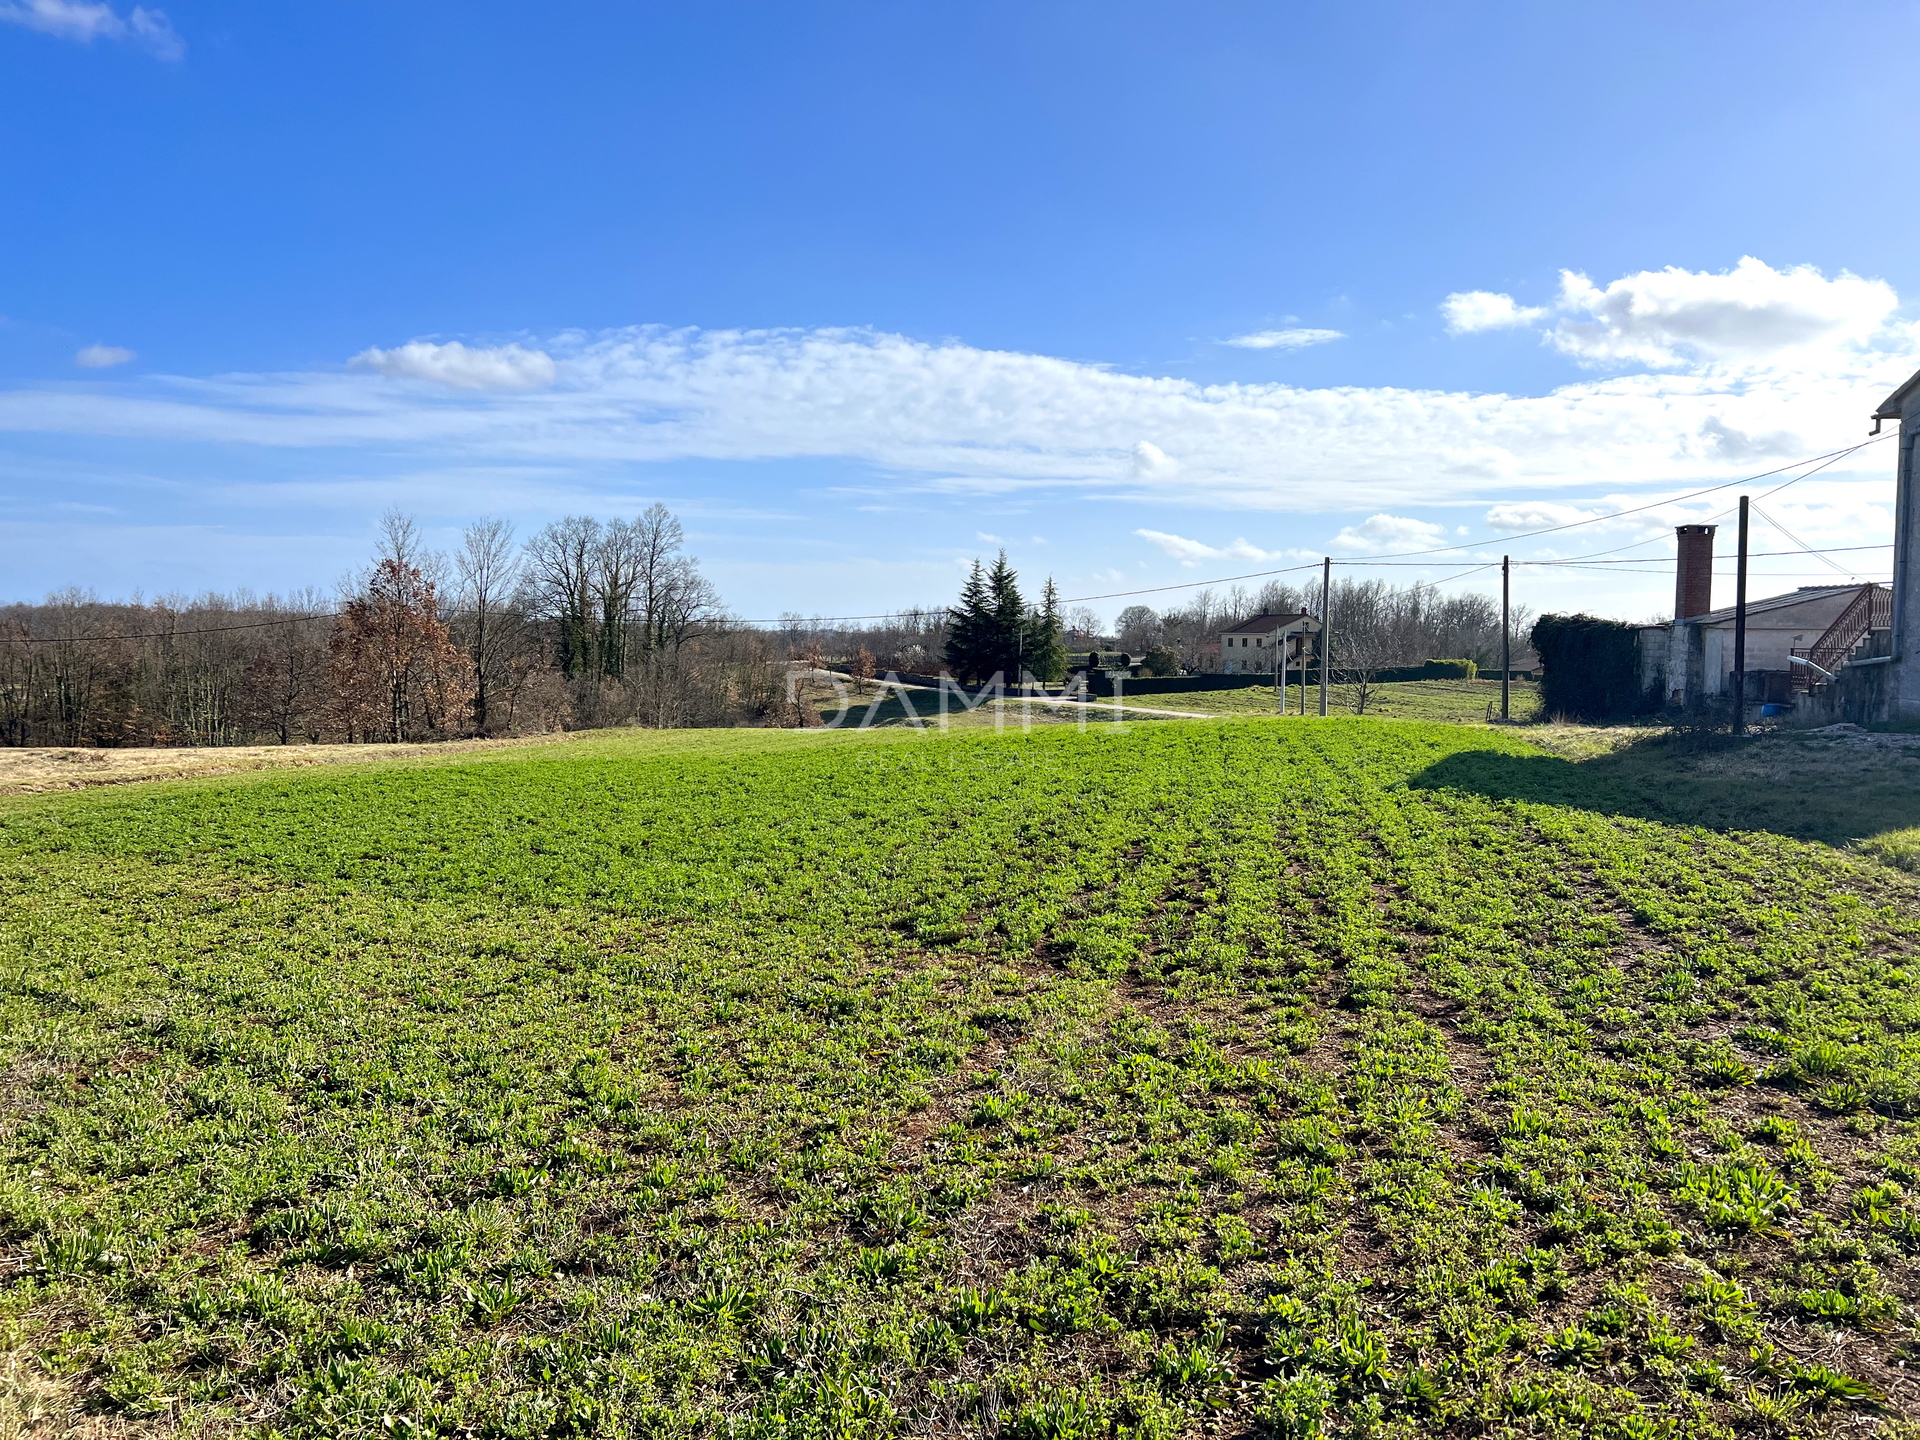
[1674,524,1716,621]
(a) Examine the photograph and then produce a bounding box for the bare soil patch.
[0,734,574,796]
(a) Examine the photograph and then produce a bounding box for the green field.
[6,720,1920,1437]
[794,676,1539,728]
[1121,679,1544,724]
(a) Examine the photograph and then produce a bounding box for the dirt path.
[0,733,575,796]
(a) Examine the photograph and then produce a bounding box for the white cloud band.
[1135,530,1283,565]
[1224,328,1345,350]
[1549,257,1899,369]
[1332,514,1446,552]
[1443,291,1548,334]
[0,0,182,58]
[348,339,558,391]
[0,266,1912,516]
[74,344,135,368]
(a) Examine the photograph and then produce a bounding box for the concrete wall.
[1642,620,1706,707]
[1646,592,1872,704]
[1700,621,1829,696]
[1791,658,1895,727]
[1893,395,1920,719]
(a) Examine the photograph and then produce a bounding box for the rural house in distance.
[1215,610,1321,675]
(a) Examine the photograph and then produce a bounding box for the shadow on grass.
[1410,731,1920,847]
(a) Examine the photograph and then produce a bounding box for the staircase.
[1791,584,1892,691]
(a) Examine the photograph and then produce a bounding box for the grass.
[1422,725,1920,847]
[1120,678,1543,724]
[793,679,1164,730]
[4,718,1920,1436]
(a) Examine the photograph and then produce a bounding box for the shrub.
[1530,613,1657,722]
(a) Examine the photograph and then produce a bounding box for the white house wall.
[1894,402,1920,717]
[1644,590,1873,702]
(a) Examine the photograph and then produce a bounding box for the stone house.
[1216,611,1321,676]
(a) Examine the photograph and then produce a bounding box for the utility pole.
[1732,495,1750,735]
[1318,556,1331,717]
[1500,555,1511,722]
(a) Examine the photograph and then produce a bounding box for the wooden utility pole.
[1732,495,1750,735]
[1500,555,1511,721]
[1318,556,1331,717]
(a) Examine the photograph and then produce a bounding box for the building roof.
[1221,610,1320,635]
[1665,583,1886,629]
[1875,364,1920,421]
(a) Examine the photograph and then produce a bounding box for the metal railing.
[1790,584,1892,690]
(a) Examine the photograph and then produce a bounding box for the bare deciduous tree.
[454,518,525,733]
[1115,605,1162,655]
[239,590,330,743]
[523,516,601,679]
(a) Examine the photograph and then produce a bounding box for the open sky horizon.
[4,0,1918,629]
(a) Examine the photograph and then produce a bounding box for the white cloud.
[975,531,1004,544]
[1331,514,1446,553]
[1549,257,1900,369]
[1134,529,1281,566]
[1483,501,1601,532]
[1131,440,1178,479]
[1224,328,1344,350]
[0,285,1914,516]
[349,340,557,391]
[1443,290,1548,334]
[0,0,182,58]
[74,343,134,368]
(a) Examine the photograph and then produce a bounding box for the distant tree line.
[1110,576,1532,678]
[776,568,1532,692]
[0,506,788,748]
[5,514,1543,747]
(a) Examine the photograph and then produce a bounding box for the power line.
[1344,544,1890,567]
[6,608,343,644]
[1748,501,1858,579]
[749,433,1894,621]
[7,434,1899,640]
[1529,567,1890,579]
[1334,434,1891,562]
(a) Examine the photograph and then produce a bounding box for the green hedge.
[1530,614,1654,722]
[1418,658,1478,680]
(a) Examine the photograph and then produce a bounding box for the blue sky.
[3,0,1918,626]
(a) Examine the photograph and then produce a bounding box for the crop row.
[1,721,1918,1436]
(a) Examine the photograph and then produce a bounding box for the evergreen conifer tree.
[985,551,1027,682]
[943,559,993,682]
[1028,577,1068,684]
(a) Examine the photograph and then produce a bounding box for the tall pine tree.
[1027,577,1068,684]
[943,559,993,682]
[944,551,1037,684]
[985,551,1027,682]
